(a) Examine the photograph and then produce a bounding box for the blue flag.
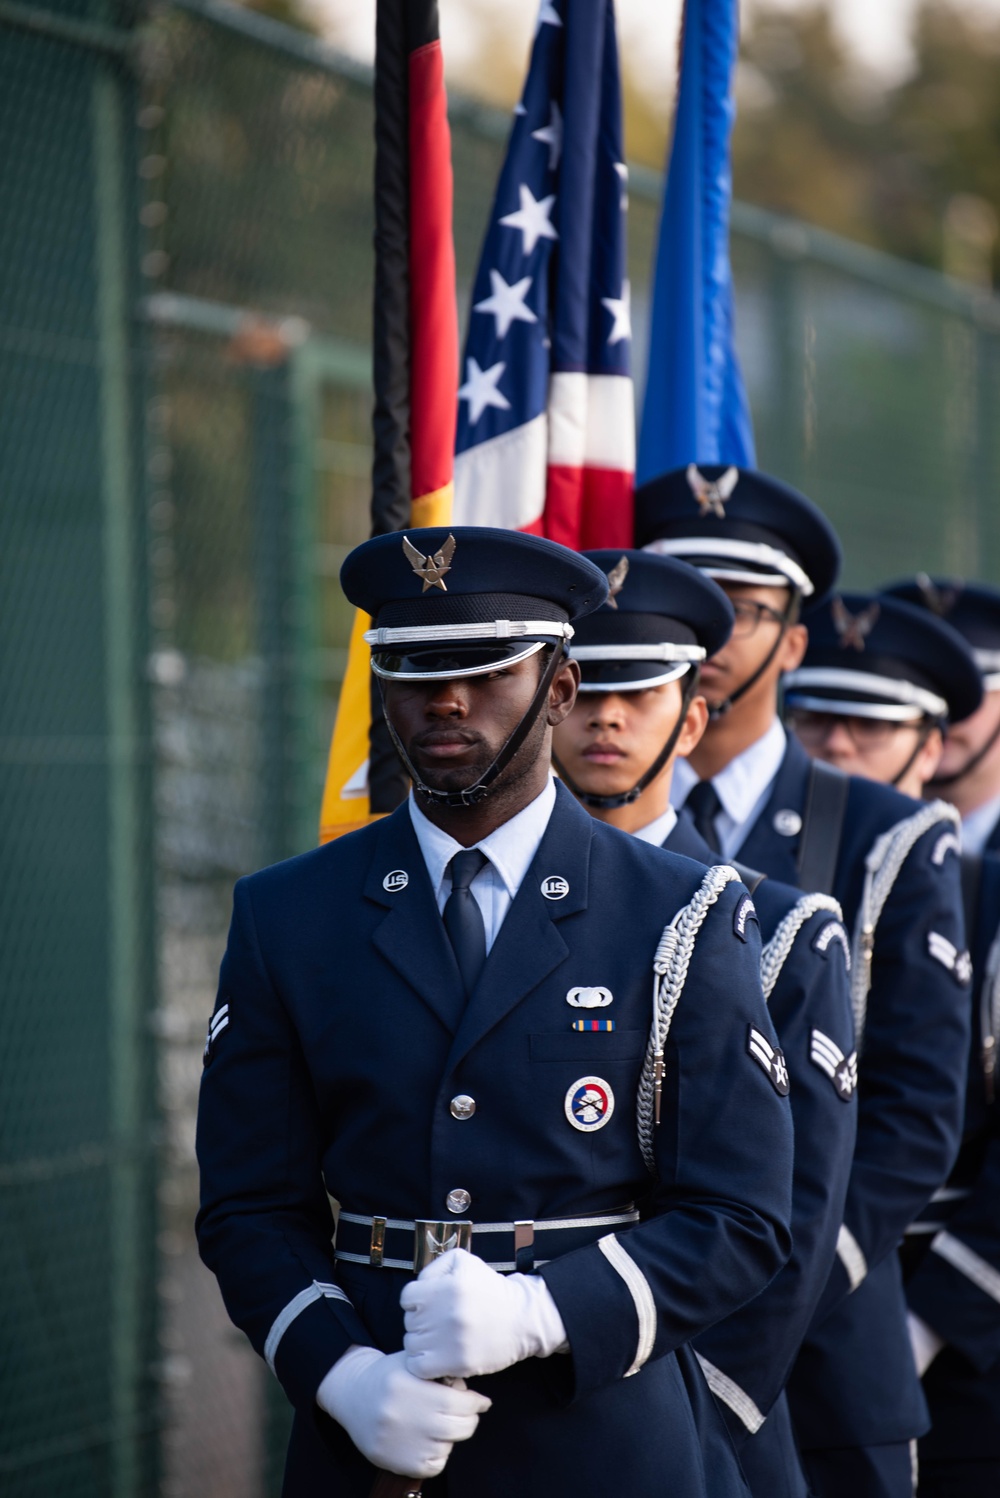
[637,0,755,483]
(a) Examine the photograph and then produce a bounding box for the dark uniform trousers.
[732,736,970,1497]
[902,853,1000,1498]
[668,812,857,1498]
[196,784,795,1498]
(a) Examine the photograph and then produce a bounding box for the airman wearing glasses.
[634,464,972,1498]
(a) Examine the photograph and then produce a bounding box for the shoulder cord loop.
[851,800,961,1052]
[760,893,844,1002]
[637,864,743,1173]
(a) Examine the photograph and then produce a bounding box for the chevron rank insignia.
[810,1028,858,1101]
[203,1003,229,1066]
[927,930,973,985]
[747,1026,790,1095]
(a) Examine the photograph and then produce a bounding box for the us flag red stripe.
[453,0,634,549]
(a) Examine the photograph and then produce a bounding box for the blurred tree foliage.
[731,1,1000,285]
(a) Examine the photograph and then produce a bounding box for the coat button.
[449,1095,476,1120]
[446,1188,472,1214]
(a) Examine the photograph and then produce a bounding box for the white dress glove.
[907,1311,945,1377]
[401,1248,569,1381]
[316,1344,491,1478]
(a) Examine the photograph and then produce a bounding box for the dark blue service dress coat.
[902,852,1000,1486]
[196,783,794,1498]
[733,734,970,1452]
[667,812,857,1498]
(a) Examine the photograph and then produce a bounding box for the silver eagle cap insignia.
[604,555,629,609]
[402,532,456,593]
[831,596,880,652]
[686,463,739,519]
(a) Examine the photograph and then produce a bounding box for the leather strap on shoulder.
[796,760,849,895]
[961,852,983,940]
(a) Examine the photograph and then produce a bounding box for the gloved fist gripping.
[401,1248,568,1381]
[317,1345,491,1478]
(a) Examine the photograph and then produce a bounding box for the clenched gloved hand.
[317,1344,491,1477]
[401,1248,568,1381]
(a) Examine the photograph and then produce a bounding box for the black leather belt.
[335,1206,639,1274]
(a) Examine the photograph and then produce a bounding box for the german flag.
[319,0,457,842]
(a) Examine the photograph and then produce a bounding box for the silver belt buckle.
[413,1219,473,1274]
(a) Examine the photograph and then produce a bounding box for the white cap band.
[784,666,947,719]
[643,536,814,596]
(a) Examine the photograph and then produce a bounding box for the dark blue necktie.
[684,779,723,854]
[444,849,489,996]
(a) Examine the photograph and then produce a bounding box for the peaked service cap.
[571,550,735,691]
[785,590,983,725]
[340,526,609,680]
[884,576,1000,690]
[635,463,841,603]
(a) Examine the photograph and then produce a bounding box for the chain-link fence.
[4,1,1000,1494]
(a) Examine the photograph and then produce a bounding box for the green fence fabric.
[3,2,1000,1494]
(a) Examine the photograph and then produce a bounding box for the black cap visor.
[371,639,549,681]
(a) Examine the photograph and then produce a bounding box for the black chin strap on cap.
[378,644,566,808]
[554,668,701,810]
[891,720,939,789]
[929,714,1000,790]
[709,592,799,720]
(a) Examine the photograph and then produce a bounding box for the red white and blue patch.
[565,1076,615,1132]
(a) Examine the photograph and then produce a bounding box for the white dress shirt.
[671,719,787,859]
[408,776,557,954]
[632,805,678,848]
[961,791,1000,857]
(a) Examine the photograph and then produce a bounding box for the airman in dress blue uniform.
[552,549,857,1498]
[885,579,1000,858]
[634,467,971,1498]
[880,578,1000,1498]
[196,526,794,1498]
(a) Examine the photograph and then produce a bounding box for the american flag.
[453,0,634,549]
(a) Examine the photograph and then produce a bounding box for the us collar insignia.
[686,463,739,519]
[916,572,961,618]
[604,555,629,610]
[832,596,879,651]
[402,532,456,593]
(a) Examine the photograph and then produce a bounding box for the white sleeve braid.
[851,801,960,1051]
[759,893,844,1002]
[637,864,743,1173]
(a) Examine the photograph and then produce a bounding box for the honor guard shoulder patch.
[812,920,851,969]
[810,1028,858,1101]
[927,930,972,985]
[747,1026,790,1095]
[203,1003,229,1066]
[733,894,758,942]
[931,831,961,867]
